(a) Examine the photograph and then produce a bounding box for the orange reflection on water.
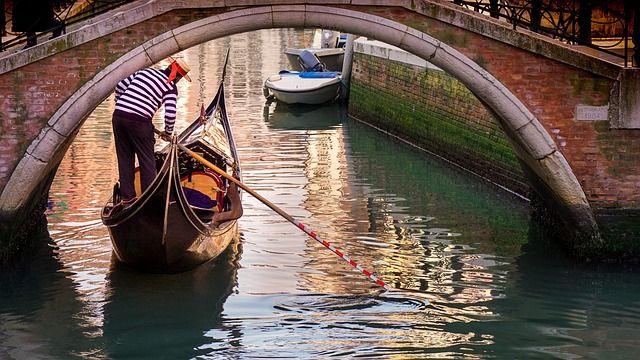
[43,28,519,357]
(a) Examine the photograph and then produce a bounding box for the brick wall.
[366,5,640,215]
[349,53,529,198]
[0,9,223,194]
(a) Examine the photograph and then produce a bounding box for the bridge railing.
[1,0,132,51]
[452,0,635,67]
[1,0,635,67]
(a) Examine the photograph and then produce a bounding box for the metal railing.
[452,0,634,66]
[1,0,132,51]
[2,0,635,66]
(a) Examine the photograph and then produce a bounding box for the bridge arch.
[0,4,599,250]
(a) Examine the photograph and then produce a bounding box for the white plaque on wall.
[575,105,608,121]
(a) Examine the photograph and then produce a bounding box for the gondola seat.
[181,171,225,213]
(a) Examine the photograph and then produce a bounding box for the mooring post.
[340,34,355,104]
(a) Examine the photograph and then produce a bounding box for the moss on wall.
[349,53,527,197]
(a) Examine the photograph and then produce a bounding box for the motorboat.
[284,31,346,72]
[284,47,344,72]
[264,50,342,105]
[263,71,341,105]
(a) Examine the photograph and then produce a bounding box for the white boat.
[284,31,347,72]
[320,30,347,49]
[264,50,342,105]
[284,47,344,72]
[263,71,342,105]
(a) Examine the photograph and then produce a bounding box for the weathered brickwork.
[365,7,640,213]
[349,49,640,257]
[0,9,223,193]
[349,53,528,197]
[0,8,223,264]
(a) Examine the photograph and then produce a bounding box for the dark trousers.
[112,114,157,200]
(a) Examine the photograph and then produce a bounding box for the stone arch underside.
[0,4,600,246]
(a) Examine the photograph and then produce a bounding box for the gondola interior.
[122,139,234,224]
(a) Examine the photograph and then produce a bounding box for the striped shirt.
[113,67,178,134]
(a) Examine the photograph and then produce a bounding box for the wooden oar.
[156,129,390,290]
[186,144,390,290]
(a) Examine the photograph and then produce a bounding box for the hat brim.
[169,57,191,82]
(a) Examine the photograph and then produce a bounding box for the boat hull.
[102,146,240,273]
[264,74,341,105]
[107,217,238,273]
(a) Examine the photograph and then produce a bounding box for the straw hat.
[166,57,191,83]
[173,58,191,82]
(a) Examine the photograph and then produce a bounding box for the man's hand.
[159,131,172,141]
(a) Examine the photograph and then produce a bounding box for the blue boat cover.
[299,72,340,78]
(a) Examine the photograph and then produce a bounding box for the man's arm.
[162,90,178,135]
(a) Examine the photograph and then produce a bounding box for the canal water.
[2,29,640,359]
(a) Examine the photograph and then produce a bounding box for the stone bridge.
[1,0,638,262]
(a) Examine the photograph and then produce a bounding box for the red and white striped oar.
[176,143,390,290]
[291,219,389,290]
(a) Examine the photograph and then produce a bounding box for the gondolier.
[112,58,191,204]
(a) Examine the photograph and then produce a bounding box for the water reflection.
[0,236,96,359]
[1,28,638,359]
[494,232,640,358]
[263,101,345,130]
[102,239,242,359]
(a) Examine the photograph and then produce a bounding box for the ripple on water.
[4,28,636,360]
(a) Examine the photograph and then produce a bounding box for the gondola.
[101,57,242,273]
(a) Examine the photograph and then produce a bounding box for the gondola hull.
[107,218,238,273]
[103,158,239,273]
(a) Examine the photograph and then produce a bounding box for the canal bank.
[348,38,528,199]
[347,38,638,262]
